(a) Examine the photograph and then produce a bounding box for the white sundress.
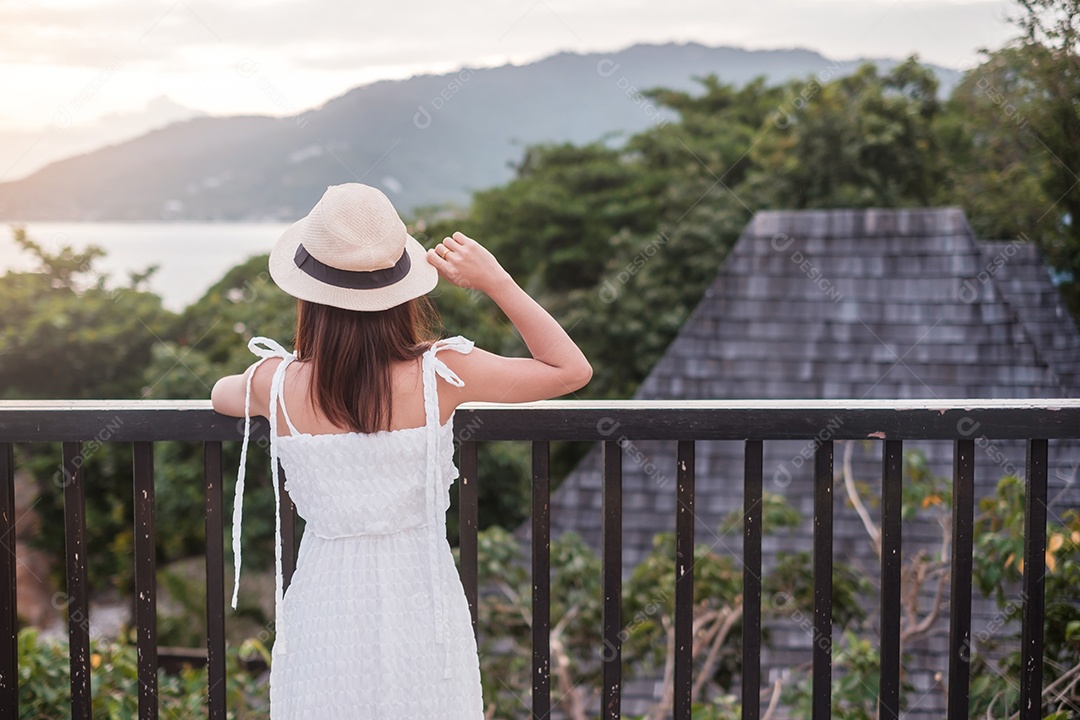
[230,334,485,719]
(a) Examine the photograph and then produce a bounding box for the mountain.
[0,43,960,222]
[0,97,204,182]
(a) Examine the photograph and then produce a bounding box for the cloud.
[0,1,550,69]
[2,0,1018,74]
[0,0,1017,132]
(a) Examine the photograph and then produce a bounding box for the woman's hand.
[426,231,511,294]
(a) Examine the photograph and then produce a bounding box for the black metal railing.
[1,398,1078,720]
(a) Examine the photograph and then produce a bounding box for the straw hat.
[268,183,437,311]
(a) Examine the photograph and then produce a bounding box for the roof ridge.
[958,224,1069,397]
[631,207,1077,401]
[975,236,1077,396]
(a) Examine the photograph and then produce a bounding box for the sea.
[0,222,294,312]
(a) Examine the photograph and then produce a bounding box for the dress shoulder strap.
[270,361,300,438]
[230,335,298,656]
[419,334,474,679]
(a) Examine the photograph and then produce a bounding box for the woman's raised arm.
[426,232,592,405]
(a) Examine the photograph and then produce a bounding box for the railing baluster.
[531,441,551,718]
[947,438,975,719]
[878,440,902,720]
[279,463,296,590]
[742,440,763,720]
[601,440,622,720]
[674,440,695,720]
[204,441,226,720]
[62,441,91,720]
[132,442,158,720]
[812,441,833,720]
[458,440,478,639]
[1020,439,1048,719]
[0,442,17,718]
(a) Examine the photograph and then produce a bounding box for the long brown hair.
[294,296,442,433]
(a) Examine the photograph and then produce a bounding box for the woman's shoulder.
[243,355,290,414]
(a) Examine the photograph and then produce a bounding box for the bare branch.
[551,626,590,720]
[841,440,881,557]
[692,602,744,702]
[648,615,677,720]
[692,608,722,653]
[902,563,949,643]
[552,602,581,637]
[761,678,784,720]
[1040,660,1080,711]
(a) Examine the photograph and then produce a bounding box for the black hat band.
[293,243,411,290]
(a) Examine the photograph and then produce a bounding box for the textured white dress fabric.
[231,334,485,719]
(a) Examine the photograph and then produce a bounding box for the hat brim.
[268,218,438,312]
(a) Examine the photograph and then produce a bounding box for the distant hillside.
[0,43,960,221]
[0,96,204,182]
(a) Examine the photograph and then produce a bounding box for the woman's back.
[250,334,474,538]
[253,343,463,437]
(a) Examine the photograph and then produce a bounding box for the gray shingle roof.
[512,208,1080,718]
[981,239,1080,392]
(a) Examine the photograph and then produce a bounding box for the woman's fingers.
[427,241,467,287]
[431,239,454,260]
[437,236,462,257]
[426,247,450,273]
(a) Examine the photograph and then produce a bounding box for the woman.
[210,183,591,718]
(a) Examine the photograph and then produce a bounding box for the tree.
[938,45,1053,245]
[1008,0,1080,319]
[744,58,948,210]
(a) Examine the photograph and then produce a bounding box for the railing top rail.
[3,398,1079,411]
[1,398,1078,441]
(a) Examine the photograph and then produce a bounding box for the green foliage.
[969,475,1080,717]
[471,141,659,292]
[899,446,953,522]
[0,227,173,400]
[16,626,269,719]
[627,696,744,720]
[938,45,1053,245]
[767,551,872,632]
[934,0,1080,317]
[745,58,948,209]
[467,526,604,718]
[781,630,884,720]
[1009,0,1080,317]
[469,493,863,719]
[622,530,743,684]
[774,445,1080,718]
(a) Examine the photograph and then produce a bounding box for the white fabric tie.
[422,336,474,679]
[232,336,298,656]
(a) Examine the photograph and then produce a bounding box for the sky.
[0,0,1020,135]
